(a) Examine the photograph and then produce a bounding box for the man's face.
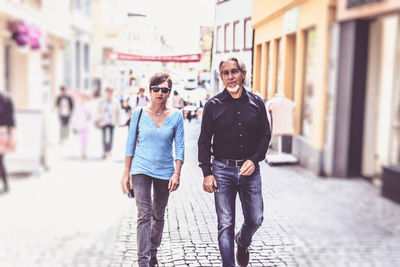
[220,60,246,90]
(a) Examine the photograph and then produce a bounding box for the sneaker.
[235,233,249,267]
[149,256,158,267]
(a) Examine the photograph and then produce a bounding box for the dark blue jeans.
[212,160,264,267]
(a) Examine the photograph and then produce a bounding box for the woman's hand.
[168,173,180,193]
[121,170,131,194]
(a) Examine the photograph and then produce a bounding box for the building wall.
[252,0,336,173]
[337,0,400,21]
[211,0,254,95]
[333,0,400,178]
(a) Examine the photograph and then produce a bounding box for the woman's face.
[150,80,171,104]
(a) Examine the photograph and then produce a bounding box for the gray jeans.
[131,174,170,267]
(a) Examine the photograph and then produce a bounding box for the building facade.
[211,0,254,96]
[334,0,400,202]
[252,0,336,174]
[0,0,70,109]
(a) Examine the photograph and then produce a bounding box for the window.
[224,23,232,52]
[243,17,252,51]
[233,20,241,52]
[275,38,284,94]
[216,26,222,53]
[84,44,89,72]
[75,41,81,89]
[4,44,12,93]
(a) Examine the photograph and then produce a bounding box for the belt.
[215,158,247,167]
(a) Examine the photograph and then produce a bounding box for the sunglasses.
[150,86,171,94]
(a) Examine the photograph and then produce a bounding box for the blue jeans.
[212,160,264,267]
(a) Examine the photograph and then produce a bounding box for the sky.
[128,0,216,54]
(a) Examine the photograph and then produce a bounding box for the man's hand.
[203,175,218,193]
[239,160,255,176]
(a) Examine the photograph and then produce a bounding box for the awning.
[107,51,201,63]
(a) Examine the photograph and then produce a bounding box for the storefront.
[252,0,336,174]
[335,0,400,202]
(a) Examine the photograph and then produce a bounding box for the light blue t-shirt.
[125,108,185,180]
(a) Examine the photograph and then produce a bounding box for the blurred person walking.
[198,58,271,267]
[121,73,184,267]
[129,87,150,109]
[96,87,120,159]
[56,86,74,144]
[0,92,16,194]
[72,92,92,159]
[172,90,184,110]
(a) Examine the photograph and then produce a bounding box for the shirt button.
[238,122,241,126]
[240,145,243,148]
[240,134,242,137]
[237,111,240,114]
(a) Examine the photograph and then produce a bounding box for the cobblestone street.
[1,119,400,267]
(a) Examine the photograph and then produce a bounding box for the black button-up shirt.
[198,88,271,177]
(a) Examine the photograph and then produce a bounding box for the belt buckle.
[235,160,242,167]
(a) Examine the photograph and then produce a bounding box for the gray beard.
[227,85,239,93]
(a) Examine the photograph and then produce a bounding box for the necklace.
[151,107,165,116]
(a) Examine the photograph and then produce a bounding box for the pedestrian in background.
[0,92,16,194]
[72,92,92,159]
[56,85,74,144]
[172,90,184,110]
[198,57,271,267]
[129,87,150,110]
[121,73,184,267]
[96,87,120,159]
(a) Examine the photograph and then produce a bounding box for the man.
[198,57,271,267]
[96,87,120,158]
[129,87,149,109]
[56,86,74,144]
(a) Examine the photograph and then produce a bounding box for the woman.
[121,73,184,267]
[72,92,92,159]
[0,92,16,194]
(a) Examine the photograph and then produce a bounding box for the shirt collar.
[221,87,249,101]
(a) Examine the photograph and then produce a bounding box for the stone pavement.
[1,119,400,267]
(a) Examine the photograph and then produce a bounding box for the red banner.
[107,51,201,63]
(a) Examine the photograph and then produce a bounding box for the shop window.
[233,20,241,52]
[243,17,252,51]
[301,28,316,139]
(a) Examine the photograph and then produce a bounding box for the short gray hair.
[218,57,246,76]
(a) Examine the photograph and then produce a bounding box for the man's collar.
[221,87,249,101]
